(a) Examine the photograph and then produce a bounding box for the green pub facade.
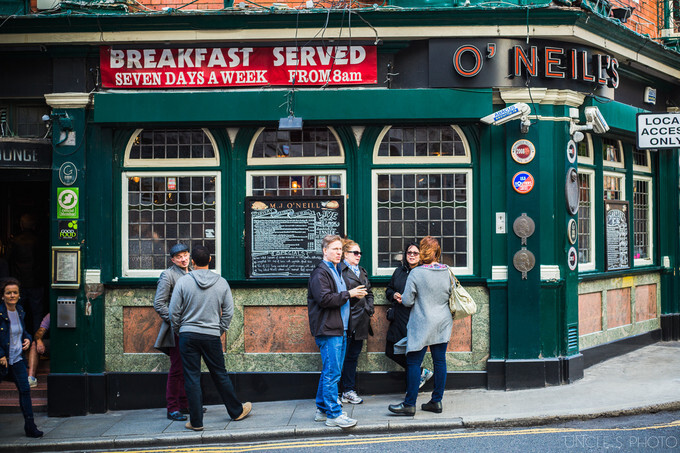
[1,0,679,415]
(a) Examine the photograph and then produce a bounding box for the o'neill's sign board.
[100,45,377,88]
[636,113,680,149]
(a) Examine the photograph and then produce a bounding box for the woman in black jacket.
[385,242,433,388]
[339,239,374,405]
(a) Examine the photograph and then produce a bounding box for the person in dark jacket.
[385,242,433,388]
[0,277,43,438]
[153,243,191,422]
[307,235,367,429]
[339,238,374,405]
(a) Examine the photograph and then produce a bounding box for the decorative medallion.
[567,218,577,245]
[567,246,578,271]
[566,140,577,164]
[513,247,536,279]
[513,213,536,245]
[512,171,535,194]
[59,162,78,186]
[511,139,536,164]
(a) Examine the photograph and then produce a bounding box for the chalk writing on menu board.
[246,197,345,278]
[605,200,630,271]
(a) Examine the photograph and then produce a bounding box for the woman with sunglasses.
[338,239,373,405]
[384,241,433,388]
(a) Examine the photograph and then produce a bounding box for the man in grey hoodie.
[169,245,252,431]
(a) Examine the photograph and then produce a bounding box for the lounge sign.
[100,45,377,88]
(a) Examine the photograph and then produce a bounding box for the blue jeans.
[179,333,243,427]
[340,337,364,392]
[315,334,346,418]
[404,343,447,407]
[1,359,34,420]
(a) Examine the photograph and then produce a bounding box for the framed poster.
[245,196,345,278]
[51,246,81,288]
[604,200,630,271]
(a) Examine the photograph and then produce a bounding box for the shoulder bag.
[447,266,477,320]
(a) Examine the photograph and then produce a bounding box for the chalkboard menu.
[245,196,345,278]
[604,200,630,271]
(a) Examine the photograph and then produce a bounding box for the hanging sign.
[100,45,378,89]
[512,171,535,194]
[511,139,536,164]
[636,112,680,149]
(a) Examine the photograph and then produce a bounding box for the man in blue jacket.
[307,235,366,429]
[169,245,251,431]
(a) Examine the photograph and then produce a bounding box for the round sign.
[511,139,536,164]
[566,140,577,164]
[512,171,535,194]
[567,218,577,245]
[57,188,78,210]
[59,162,78,186]
[567,246,578,271]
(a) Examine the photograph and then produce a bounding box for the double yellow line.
[109,419,680,453]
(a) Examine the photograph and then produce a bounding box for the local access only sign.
[636,112,680,149]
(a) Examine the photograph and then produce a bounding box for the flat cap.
[169,243,189,257]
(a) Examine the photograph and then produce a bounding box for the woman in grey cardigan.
[388,236,452,415]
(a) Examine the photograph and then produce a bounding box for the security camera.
[480,103,531,126]
[584,106,609,134]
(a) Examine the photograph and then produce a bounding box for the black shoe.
[180,407,207,415]
[167,411,188,421]
[24,419,43,438]
[421,400,442,413]
[388,403,416,415]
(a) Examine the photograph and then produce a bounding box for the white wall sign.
[636,113,680,149]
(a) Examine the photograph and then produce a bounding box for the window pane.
[252,127,341,160]
[128,129,215,161]
[604,174,623,200]
[376,171,468,269]
[634,179,650,261]
[578,173,592,264]
[250,173,342,197]
[377,126,467,158]
[126,174,217,271]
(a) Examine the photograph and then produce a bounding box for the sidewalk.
[1,342,679,452]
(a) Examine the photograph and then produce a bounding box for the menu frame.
[245,196,345,278]
[604,199,630,272]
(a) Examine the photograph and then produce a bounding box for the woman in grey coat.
[388,236,452,415]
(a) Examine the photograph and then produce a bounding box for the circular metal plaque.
[511,139,536,164]
[513,213,536,245]
[513,248,536,279]
[565,168,579,215]
[566,140,577,164]
[567,246,578,271]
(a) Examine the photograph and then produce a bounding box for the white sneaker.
[315,408,326,422]
[341,390,363,404]
[419,368,434,389]
[325,413,357,428]
[28,376,37,388]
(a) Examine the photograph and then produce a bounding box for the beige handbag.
[447,267,477,320]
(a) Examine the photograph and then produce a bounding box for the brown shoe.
[185,421,203,431]
[234,402,252,421]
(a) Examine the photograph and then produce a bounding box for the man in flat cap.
[153,243,191,421]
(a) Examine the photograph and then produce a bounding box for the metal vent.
[567,324,579,351]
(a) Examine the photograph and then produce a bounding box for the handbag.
[447,266,477,320]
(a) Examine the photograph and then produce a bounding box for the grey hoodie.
[169,269,233,337]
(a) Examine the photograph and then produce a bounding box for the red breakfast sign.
[100,45,377,88]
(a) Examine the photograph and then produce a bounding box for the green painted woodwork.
[49,107,104,374]
[92,89,493,125]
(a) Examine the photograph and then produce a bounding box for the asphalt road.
[93,410,680,453]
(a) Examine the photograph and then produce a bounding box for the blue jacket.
[0,303,31,362]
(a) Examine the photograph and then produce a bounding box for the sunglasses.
[348,251,362,256]
[406,251,420,256]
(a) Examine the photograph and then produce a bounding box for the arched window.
[122,128,220,277]
[372,125,472,275]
